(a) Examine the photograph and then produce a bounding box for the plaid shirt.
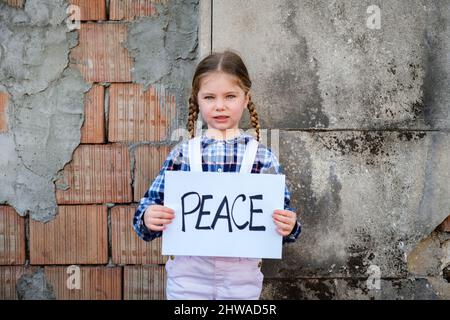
[133,131,302,244]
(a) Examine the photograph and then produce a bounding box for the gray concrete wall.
[202,0,450,299]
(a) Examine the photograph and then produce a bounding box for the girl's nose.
[215,99,226,110]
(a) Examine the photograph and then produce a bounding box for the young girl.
[133,50,301,300]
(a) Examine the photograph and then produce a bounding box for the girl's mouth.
[213,116,229,122]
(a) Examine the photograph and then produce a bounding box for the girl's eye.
[203,95,235,100]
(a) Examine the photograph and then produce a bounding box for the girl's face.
[197,71,249,138]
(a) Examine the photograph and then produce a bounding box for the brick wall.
[0,0,174,300]
[0,92,8,133]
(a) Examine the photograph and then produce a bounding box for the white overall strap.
[188,136,203,172]
[239,138,259,174]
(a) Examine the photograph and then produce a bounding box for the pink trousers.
[165,256,264,300]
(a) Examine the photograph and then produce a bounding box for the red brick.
[0,267,37,300]
[108,84,176,142]
[134,144,171,201]
[70,23,132,82]
[30,205,108,265]
[111,205,166,264]
[0,206,25,265]
[110,0,166,20]
[438,215,450,232]
[69,0,106,21]
[4,0,24,8]
[124,266,166,300]
[80,85,105,144]
[0,92,9,133]
[45,266,121,300]
[55,144,132,204]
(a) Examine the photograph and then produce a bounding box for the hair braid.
[247,97,261,142]
[188,95,200,139]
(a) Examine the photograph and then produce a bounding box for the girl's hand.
[143,204,175,232]
[272,209,297,236]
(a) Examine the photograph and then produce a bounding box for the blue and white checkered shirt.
[133,131,301,244]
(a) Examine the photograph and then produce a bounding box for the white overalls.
[165,135,264,300]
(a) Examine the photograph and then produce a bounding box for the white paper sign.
[162,171,285,259]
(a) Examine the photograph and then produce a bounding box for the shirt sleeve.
[132,143,183,242]
[260,148,302,244]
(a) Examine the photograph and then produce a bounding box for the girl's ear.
[245,91,251,106]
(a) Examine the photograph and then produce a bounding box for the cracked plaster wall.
[0,0,201,300]
[125,0,199,134]
[0,0,90,222]
[0,0,199,223]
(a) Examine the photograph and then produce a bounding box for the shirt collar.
[200,129,253,145]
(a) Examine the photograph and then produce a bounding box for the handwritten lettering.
[181,192,266,232]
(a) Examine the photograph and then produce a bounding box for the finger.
[272,214,292,224]
[274,209,295,218]
[149,217,173,225]
[152,211,175,219]
[273,219,291,231]
[158,206,175,214]
[273,216,290,226]
[148,224,166,232]
[276,227,288,236]
[149,205,174,214]
[277,220,295,234]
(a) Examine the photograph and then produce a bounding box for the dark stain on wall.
[302,279,336,300]
[397,131,427,142]
[316,131,427,166]
[346,227,375,277]
[422,1,449,128]
[263,279,336,300]
[343,277,370,296]
[261,1,329,129]
[316,131,387,166]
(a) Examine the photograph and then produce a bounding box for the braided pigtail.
[187,95,199,139]
[247,97,261,142]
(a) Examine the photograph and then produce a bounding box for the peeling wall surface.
[0,0,449,300]
[0,0,90,222]
[209,0,450,299]
[125,0,198,124]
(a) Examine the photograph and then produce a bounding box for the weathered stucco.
[0,0,90,222]
[125,0,199,137]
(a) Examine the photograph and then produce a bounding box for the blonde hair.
[187,50,261,141]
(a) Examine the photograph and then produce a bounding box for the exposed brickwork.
[55,144,132,204]
[69,0,107,21]
[30,205,108,265]
[438,215,450,232]
[108,84,176,142]
[0,267,37,300]
[0,0,191,301]
[133,144,171,201]
[111,205,166,265]
[45,266,122,300]
[110,0,167,20]
[0,92,9,133]
[0,206,25,265]
[3,0,24,8]
[80,85,105,144]
[70,23,133,83]
[124,265,166,300]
